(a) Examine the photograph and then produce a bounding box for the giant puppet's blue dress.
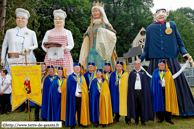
[47,76,65,121]
[87,24,114,70]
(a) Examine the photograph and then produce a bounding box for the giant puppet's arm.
[139,29,149,62]
[64,30,74,52]
[174,22,188,57]
[140,66,152,78]
[141,60,189,79]
[41,30,51,52]
[1,30,9,66]
[173,60,189,79]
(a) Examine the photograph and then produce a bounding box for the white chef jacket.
[1,26,38,63]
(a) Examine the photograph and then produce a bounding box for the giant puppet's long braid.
[89,12,105,47]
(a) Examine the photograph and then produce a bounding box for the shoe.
[6,112,9,115]
[141,122,145,126]
[25,110,28,113]
[113,120,119,124]
[102,125,106,128]
[166,120,174,125]
[18,110,25,113]
[42,118,47,121]
[134,122,138,125]
[34,119,39,121]
[158,120,163,123]
[70,127,75,129]
[127,121,133,126]
[0,112,4,115]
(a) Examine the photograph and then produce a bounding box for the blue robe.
[127,69,154,121]
[89,78,102,122]
[47,76,64,121]
[109,70,124,113]
[83,71,96,91]
[41,75,55,119]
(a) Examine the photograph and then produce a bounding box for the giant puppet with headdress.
[139,8,194,116]
[79,1,117,70]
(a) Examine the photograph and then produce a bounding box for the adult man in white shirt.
[127,60,154,126]
[1,8,38,74]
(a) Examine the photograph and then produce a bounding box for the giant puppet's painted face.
[16,16,28,28]
[154,9,169,22]
[92,8,101,19]
[54,16,65,28]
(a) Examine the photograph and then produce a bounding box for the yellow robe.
[164,63,179,115]
[119,71,129,116]
[61,78,67,121]
[99,80,113,124]
[80,76,91,126]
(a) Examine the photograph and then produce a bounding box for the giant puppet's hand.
[20,48,30,56]
[1,59,5,66]
[183,54,194,67]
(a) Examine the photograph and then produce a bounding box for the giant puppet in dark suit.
[139,8,194,116]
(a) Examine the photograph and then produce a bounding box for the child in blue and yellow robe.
[89,68,113,128]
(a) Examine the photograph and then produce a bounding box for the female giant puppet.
[79,1,117,70]
[139,8,194,116]
[42,9,74,75]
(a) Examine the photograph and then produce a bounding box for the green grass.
[1,108,194,129]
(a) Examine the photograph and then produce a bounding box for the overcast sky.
[151,0,194,14]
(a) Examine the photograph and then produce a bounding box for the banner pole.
[25,54,31,121]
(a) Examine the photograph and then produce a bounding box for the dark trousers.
[114,113,130,123]
[158,88,171,121]
[0,94,11,113]
[35,104,40,121]
[135,90,144,123]
[72,97,82,127]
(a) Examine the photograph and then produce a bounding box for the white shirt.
[41,29,74,52]
[74,73,82,97]
[1,26,38,63]
[135,69,142,90]
[0,75,12,94]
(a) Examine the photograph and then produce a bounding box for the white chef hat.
[15,8,30,19]
[53,9,67,19]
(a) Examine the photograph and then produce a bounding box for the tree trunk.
[1,0,7,35]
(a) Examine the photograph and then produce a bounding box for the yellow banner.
[11,65,41,111]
